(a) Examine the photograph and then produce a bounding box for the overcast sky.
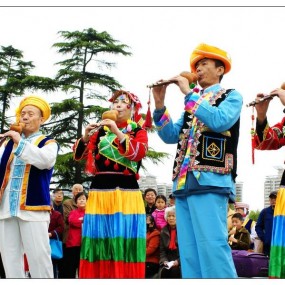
[1,5,285,211]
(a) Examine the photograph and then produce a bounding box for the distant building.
[235,181,243,202]
[138,175,157,192]
[138,175,172,203]
[263,166,284,207]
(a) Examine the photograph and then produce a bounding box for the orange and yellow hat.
[190,43,232,74]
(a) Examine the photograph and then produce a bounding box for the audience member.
[234,202,257,250]
[59,183,83,278]
[52,188,64,216]
[159,206,181,279]
[168,194,175,207]
[144,188,157,215]
[146,215,160,278]
[49,201,64,278]
[152,195,167,231]
[255,191,277,256]
[65,192,87,278]
[228,213,250,250]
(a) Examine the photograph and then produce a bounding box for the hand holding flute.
[246,82,285,107]
[150,72,198,110]
[0,122,25,147]
[82,110,119,143]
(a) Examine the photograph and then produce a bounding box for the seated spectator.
[234,202,257,250]
[146,215,160,278]
[228,213,250,250]
[144,188,157,215]
[152,195,167,231]
[158,206,181,279]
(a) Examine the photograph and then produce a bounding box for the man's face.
[232,217,243,230]
[53,191,63,203]
[20,105,44,136]
[195,58,224,89]
[72,185,83,197]
[235,208,245,216]
[269,196,276,207]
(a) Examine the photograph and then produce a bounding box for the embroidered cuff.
[153,106,166,122]
[13,138,26,157]
[154,108,171,130]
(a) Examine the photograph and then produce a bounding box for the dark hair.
[144,188,157,197]
[53,188,63,194]
[146,214,157,230]
[74,192,88,204]
[214,59,225,82]
[147,214,155,225]
[232,212,243,221]
[155,194,167,204]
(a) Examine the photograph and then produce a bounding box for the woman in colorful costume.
[73,90,148,278]
[253,88,285,278]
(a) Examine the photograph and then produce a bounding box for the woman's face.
[145,191,156,206]
[167,211,176,227]
[76,195,87,209]
[112,94,132,122]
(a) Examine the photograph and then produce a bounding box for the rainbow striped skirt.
[269,187,285,278]
[79,183,146,278]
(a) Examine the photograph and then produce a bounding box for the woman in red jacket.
[48,201,64,278]
[146,215,160,278]
[65,192,88,278]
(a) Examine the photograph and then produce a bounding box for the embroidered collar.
[200,83,222,95]
[21,131,42,140]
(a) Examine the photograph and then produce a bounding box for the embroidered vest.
[0,136,56,210]
[172,89,240,182]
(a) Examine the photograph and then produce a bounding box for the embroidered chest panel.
[172,89,238,179]
[98,131,138,172]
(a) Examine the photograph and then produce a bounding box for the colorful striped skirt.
[79,186,146,278]
[269,187,285,278]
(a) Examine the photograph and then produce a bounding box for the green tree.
[0,45,57,132]
[249,210,261,222]
[46,28,133,187]
[47,28,169,188]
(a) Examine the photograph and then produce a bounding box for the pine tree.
[47,28,132,187]
[0,45,57,132]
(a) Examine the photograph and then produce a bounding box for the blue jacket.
[255,206,274,255]
[153,83,243,200]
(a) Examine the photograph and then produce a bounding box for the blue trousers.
[176,193,237,278]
